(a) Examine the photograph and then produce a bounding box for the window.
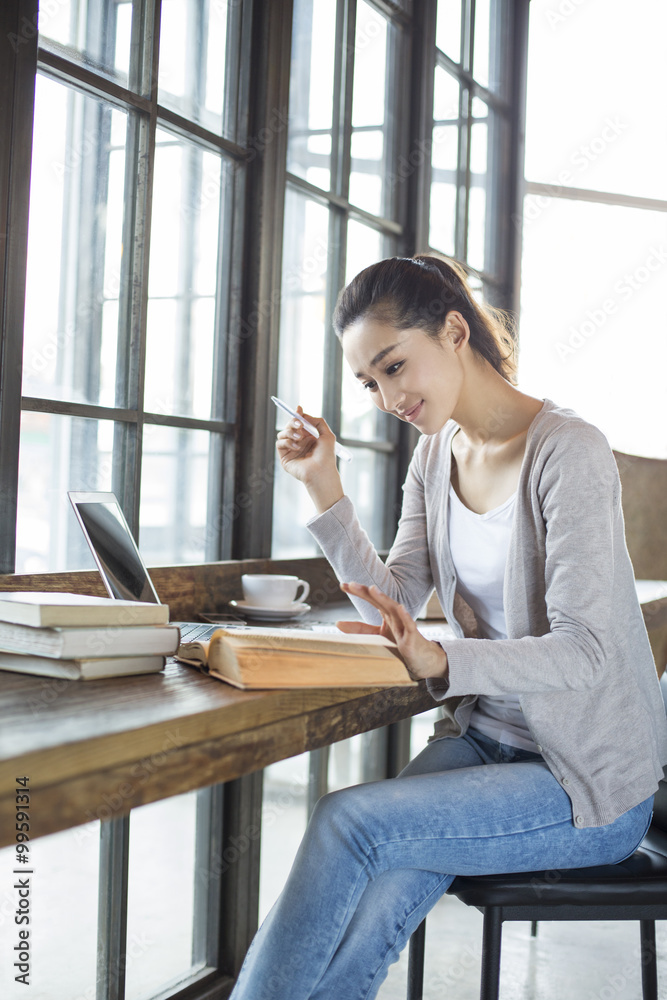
[271,0,405,558]
[519,0,667,458]
[271,0,527,557]
[5,0,246,575]
[428,0,518,307]
[1,0,528,573]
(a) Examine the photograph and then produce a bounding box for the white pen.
[271,396,353,462]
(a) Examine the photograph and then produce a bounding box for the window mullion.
[332,0,355,202]
[234,0,293,560]
[192,784,225,970]
[218,774,264,980]
[322,0,356,435]
[112,0,160,535]
[456,82,471,262]
[404,0,436,252]
[97,815,131,1000]
[322,206,346,438]
[0,0,38,574]
[97,7,161,993]
[501,0,530,315]
[463,0,475,75]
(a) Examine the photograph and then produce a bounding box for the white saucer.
[229,600,311,621]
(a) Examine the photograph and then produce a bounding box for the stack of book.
[0,592,180,680]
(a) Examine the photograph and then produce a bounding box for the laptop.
[68,491,239,642]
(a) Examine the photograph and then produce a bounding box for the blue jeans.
[229,728,654,1000]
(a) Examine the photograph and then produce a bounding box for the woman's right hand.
[276,406,345,512]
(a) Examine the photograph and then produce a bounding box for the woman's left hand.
[336,582,449,682]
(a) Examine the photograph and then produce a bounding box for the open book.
[175,627,416,689]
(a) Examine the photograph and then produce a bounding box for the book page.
[214,629,398,659]
[215,626,395,646]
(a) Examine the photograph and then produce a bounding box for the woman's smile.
[398,399,424,422]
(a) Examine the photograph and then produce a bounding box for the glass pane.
[430,69,460,257]
[433,65,460,124]
[125,793,199,998]
[474,0,505,93]
[340,366,388,444]
[519,196,667,458]
[259,755,309,922]
[145,131,224,420]
[277,191,329,421]
[349,3,393,218]
[467,102,489,273]
[436,0,462,63]
[344,219,383,286]
[339,448,392,550]
[329,730,388,791]
[158,0,231,137]
[140,427,218,564]
[38,0,132,85]
[15,412,115,574]
[411,707,443,758]
[349,130,385,217]
[340,223,396,444]
[22,76,127,408]
[524,0,667,199]
[271,190,330,559]
[0,822,100,999]
[287,0,337,190]
[473,0,490,87]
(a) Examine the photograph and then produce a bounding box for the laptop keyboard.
[175,622,222,642]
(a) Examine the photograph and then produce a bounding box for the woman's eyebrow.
[354,342,402,379]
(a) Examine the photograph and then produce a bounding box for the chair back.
[614,451,667,581]
[654,675,667,833]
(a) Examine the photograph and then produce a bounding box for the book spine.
[0,625,180,658]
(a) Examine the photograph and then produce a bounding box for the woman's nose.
[380,387,405,413]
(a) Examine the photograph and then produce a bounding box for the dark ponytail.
[332,254,517,384]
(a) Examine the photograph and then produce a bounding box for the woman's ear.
[443,311,470,351]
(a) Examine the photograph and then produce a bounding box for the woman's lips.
[402,400,423,422]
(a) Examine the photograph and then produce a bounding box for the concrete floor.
[378,896,667,1000]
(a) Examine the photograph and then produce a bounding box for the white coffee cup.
[241,574,310,609]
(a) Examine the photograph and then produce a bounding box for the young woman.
[230,254,667,1000]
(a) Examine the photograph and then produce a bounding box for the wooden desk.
[0,612,435,848]
[1,562,665,848]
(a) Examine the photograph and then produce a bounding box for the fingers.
[339,583,448,680]
[341,581,406,614]
[275,405,334,454]
[335,620,382,634]
[341,582,414,638]
[276,418,315,456]
[298,407,327,430]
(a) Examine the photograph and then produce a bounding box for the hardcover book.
[176,627,415,690]
[0,592,169,628]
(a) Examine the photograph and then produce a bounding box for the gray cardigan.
[307,399,667,827]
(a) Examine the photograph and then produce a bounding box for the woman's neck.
[451,361,543,449]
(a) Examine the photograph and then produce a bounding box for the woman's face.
[342,313,466,435]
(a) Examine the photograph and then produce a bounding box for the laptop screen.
[68,492,161,604]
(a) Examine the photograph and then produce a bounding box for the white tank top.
[447,482,540,753]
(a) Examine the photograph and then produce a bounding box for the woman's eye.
[363,380,378,392]
[386,361,404,376]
